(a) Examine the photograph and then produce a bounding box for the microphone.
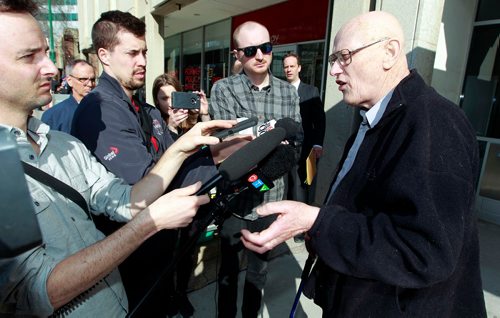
[240,144,296,193]
[127,132,291,318]
[195,127,286,195]
[211,116,258,141]
[275,117,302,142]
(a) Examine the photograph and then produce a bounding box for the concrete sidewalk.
[186,220,500,317]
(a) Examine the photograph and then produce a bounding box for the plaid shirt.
[209,72,301,219]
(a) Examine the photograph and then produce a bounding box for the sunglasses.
[236,42,273,58]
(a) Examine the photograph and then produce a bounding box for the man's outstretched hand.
[240,200,320,254]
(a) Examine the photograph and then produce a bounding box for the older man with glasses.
[41,59,96,133]
[240,11,486,318]
[209,21,302,318]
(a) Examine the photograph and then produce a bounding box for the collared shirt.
[41,95,79,134]
[326,90,394,201]
[0,118,131,317]
[209,72,301,219]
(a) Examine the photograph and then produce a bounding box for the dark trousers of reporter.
[217,214,275,318]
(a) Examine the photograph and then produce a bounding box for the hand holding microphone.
[195,127,287,195]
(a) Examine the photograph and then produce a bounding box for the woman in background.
[153,74,210,140]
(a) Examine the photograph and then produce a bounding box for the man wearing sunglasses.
[209,21,302,318]
[41,59,96,133]
[240,11,486,318]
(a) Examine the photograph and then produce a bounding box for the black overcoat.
[305,70,486,317]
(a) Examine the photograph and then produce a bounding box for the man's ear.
[232,49,244,62]
[298,64,302,73]
[382,39,402,70]
[66,76,74,88]
[97,47,110,66]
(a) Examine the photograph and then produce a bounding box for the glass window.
[461,24,500,138]
[271,41,325,93]
[297,42,325,90]
[165,34,181,79]
[182,28,203,91]
[204,19,230,97]
[270,44,297,80]
[476,0,500,22]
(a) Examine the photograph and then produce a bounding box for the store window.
[461,0,499,138]
[476,0,500,22]
[204,19,231,96]
[182,28,203,91]
[462,0,500,225]
[164,19,231,95]
[165,33,181,79]
[272,41,325,95]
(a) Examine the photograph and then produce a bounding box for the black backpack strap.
[22,162,91,219]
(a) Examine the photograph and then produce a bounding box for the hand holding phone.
[171,91,201,109]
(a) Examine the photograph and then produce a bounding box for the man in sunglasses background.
[41,59,96,133]
[239,11,486,317]
[209,21,302,318]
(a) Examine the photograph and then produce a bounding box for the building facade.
[76,0,500,225]
[37,0,79,69]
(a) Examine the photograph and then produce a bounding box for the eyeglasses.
[69,75,96,85]
[236,42,273,58]
[328,37,390,67]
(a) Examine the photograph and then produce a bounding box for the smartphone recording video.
[171,92,200,109]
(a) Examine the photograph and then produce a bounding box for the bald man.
[209,21,302,317]
[240,11,486,317]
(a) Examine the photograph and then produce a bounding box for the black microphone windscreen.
[219,127,286,181]
[275,118,300,141]
[259,144,296,180]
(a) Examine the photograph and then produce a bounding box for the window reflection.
[164,19,231,96]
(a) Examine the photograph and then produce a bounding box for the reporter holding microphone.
[0,2,242,316]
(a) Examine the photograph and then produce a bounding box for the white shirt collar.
[291,79,300,90]
[363,89,394,128]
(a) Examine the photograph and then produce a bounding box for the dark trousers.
[286,163,310,203]
[217,214,276,318]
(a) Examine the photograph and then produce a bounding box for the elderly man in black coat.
[240,11,486,318]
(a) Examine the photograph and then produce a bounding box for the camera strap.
[22,162,91,219]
